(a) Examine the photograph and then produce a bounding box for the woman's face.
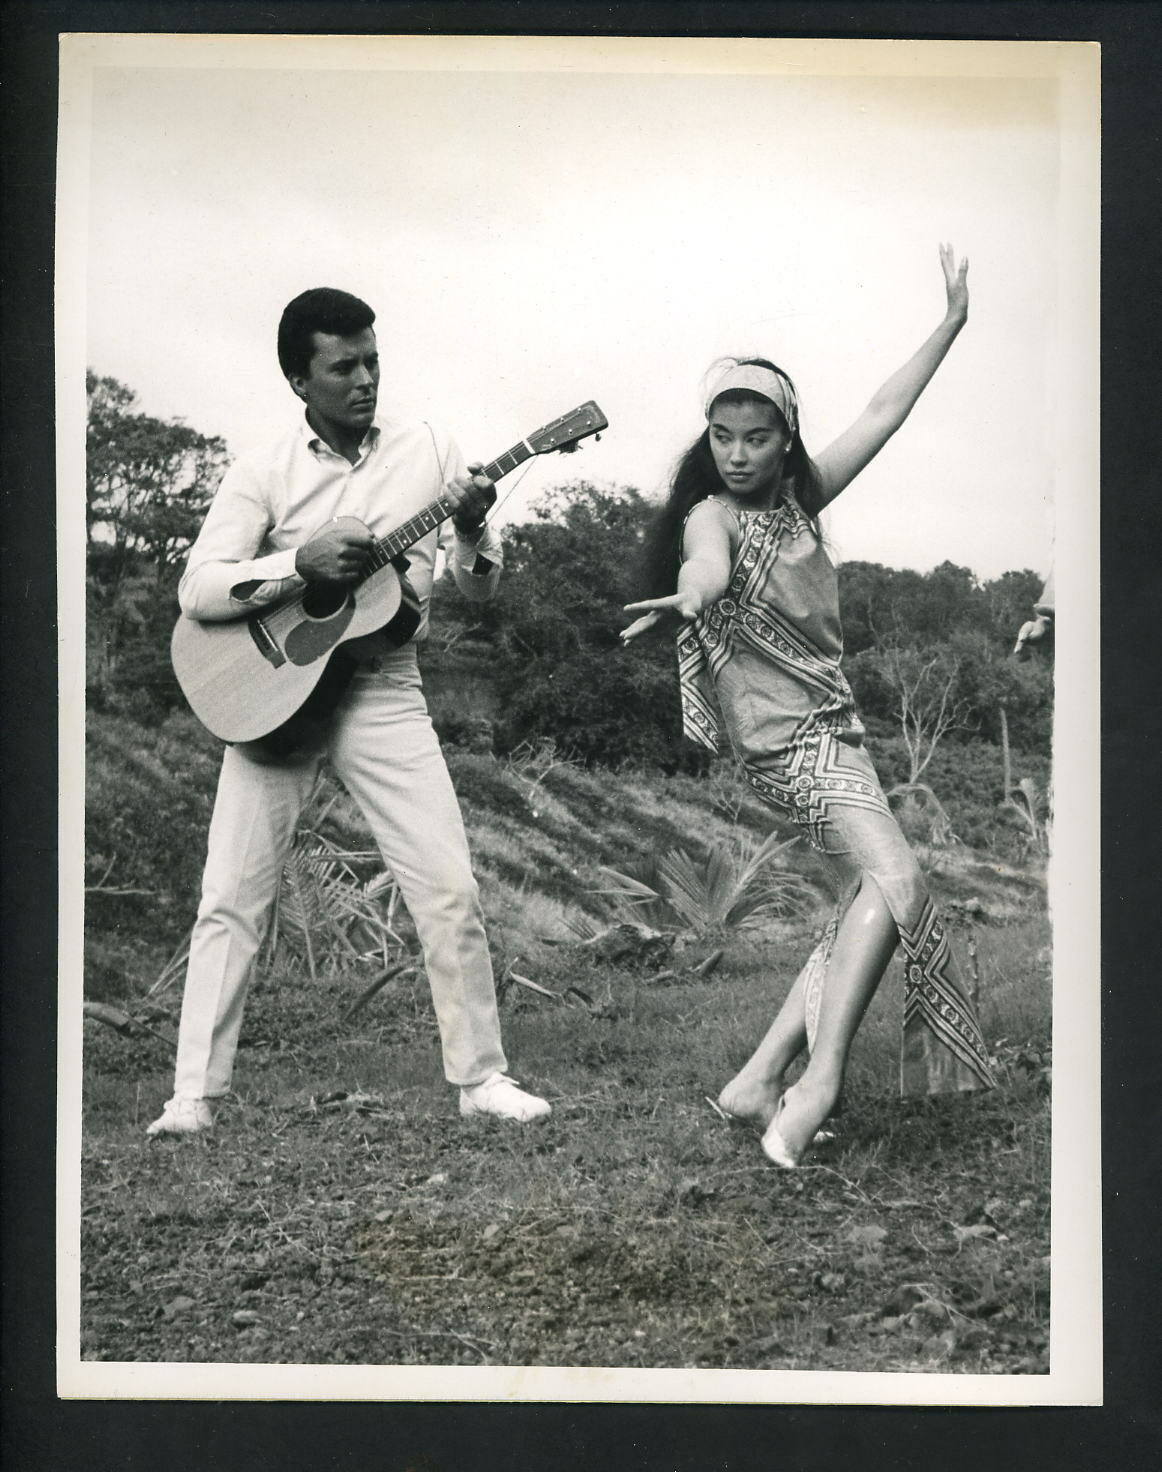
[708,398,791,501]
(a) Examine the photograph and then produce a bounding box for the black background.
[3,3,1158,1468]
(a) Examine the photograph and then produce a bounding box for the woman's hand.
[812,242,971,507]
[939,241,969,323]
[619,590,702,645]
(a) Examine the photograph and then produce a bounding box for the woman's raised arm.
[812,244,969,509]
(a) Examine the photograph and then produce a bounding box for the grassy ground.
[80,743,1051,1372]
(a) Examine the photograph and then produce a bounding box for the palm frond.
[591,831,813,937]
[264,828,405,977]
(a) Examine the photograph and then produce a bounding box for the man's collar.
[300,414,383,459]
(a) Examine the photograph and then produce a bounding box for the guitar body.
[171,559,412,746]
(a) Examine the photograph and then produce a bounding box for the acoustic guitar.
[172,400,608,756]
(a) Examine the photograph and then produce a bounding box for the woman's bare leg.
[768,873,898,1160]
[717,968,809,1128]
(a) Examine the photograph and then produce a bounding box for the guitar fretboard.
[367,442,532,570]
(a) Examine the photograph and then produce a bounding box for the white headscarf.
[704,362,799,435]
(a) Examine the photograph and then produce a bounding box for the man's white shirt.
[178,414,503,639]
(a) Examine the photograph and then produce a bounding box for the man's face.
[290,327,380,437]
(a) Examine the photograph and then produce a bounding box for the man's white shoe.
[459,1073,551,1123]
[145,1097,215,1137]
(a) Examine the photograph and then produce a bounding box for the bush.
[864,732,1052,857]
[465,481,690,767]
[494,644,684,767]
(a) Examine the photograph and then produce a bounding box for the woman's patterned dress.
[678,493,994,1095]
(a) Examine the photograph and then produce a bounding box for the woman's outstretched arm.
[620,500,734,643]
[813,243,969,508]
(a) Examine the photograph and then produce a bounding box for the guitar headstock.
[527,401,608,456]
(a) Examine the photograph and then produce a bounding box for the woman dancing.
[621,245,995,1168]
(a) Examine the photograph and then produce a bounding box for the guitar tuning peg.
[595,434,602,442]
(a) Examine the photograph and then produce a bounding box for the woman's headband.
[704,363,799,435]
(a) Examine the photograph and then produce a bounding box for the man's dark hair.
[277,288,376,379]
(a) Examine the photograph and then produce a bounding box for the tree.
[86,371,229,711]
[914,561,982,640]
[838,558,992,652]
[87,371,227,585]
[872,640,972,785]
[848,639,972,845]
[942,625,1052,753]
[836,560,900,656]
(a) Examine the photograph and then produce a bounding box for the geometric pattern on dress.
[678,622,723,751]
[723,498,812,614]
[708,505,840,696]
[740,726,891,851]
[678,496,854,754]
[899,897,996,1088]
[710,594,849,704]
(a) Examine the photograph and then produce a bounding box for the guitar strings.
[258,455,541,636]
[482,456,538,527]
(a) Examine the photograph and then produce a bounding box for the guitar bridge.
[249,615,286,668]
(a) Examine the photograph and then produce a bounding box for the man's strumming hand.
[295,517,375,584]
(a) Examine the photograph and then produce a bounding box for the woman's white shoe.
[760,1097,800,1169]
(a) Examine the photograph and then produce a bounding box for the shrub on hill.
[866,732,1051,857]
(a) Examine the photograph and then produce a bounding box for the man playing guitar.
[148,287,552,1135]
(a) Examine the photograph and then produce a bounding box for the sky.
[70,36,1094,581]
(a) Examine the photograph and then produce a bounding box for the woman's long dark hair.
[638,357,824,599]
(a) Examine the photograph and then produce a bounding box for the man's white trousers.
[172,650,508,1098]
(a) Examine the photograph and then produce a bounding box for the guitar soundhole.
[284,585,357,666]
[301,584,350,620]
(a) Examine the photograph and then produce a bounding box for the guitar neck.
[368,440,532,569]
